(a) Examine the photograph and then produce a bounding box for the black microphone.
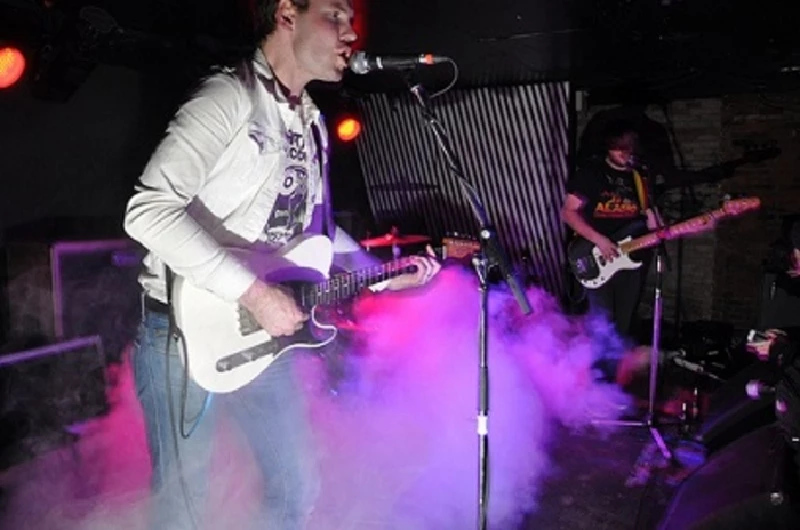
[348,51,448,74]
[626,155,648,171]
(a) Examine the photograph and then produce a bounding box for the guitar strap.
[632,169,649,213]
[311,121,335,241]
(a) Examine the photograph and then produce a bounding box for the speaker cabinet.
[695,362,776,454]
[0,336,108,468]
[5,239,142,362]
[659,424,799,530]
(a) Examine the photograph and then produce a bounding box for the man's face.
[291,0,357,83]
[607,133,637,168]
[608,147,634,168]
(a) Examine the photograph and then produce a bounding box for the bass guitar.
[172,234,479,393]
[568,197,760,289]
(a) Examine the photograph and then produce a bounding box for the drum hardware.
[360,226,432,259]
[359,226,431,248]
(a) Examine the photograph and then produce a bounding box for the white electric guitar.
[172,234,479,393]
[568,197,760,289]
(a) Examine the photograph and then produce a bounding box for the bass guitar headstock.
[720,196,761,217]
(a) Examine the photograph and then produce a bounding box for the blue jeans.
[133,307,320,529]
[585,267,645,381]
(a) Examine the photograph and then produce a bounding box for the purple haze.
[0,267,629,529]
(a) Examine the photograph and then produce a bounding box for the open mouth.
[337,50,351,71]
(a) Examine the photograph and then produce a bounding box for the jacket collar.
[253,48,320,124]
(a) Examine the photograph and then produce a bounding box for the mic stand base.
[592,251,673,463]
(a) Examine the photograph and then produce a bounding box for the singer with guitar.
[124,1,440,529]
[561,124,664,382]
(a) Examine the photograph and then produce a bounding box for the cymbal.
[360,233,431,248]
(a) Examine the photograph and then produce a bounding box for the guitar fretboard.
[619,209,727,254]
[297,258,419,309]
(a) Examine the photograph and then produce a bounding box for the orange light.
[336,117,362,142]
[0,47,25,89]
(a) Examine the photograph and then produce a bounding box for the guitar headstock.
[441,233,481,259]
[721,196,761,217]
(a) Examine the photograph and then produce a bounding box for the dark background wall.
[0,62,170,240]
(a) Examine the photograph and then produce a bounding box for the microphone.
[349,51,448,74]
[745,379,776,399]
[626,155,648,171]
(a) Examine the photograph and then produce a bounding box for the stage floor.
[0,358,685,530]
[522,424,677,530]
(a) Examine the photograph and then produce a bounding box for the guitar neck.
[619,208,726,254]
[299,258,419,308]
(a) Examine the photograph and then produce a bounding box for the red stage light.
[0,47,25,89]
[336,117,362,142]
[352,0,368,49]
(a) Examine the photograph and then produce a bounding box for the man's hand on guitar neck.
[386,246,442,291]
[239,279,309,337]
[645,208,664,231]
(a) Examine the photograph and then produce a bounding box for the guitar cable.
[160,268,212,530]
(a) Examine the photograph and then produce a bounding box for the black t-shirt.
[566,161,647,238]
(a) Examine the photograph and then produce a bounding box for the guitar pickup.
[238,306,261,336]
[216,342,278,372]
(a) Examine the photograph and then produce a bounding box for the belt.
[144,296,170,315]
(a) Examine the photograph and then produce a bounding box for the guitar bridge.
[238,306,261,336]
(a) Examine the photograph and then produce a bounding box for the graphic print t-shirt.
[566,162,646,238]
[263,116,315,247]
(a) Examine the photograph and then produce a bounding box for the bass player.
[561,123,661,382]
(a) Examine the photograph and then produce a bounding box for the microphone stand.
[592,162,673,461]
[404,73,532,530]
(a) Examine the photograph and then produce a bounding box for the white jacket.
[124,49,369,304]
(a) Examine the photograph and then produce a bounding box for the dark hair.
[604,121,639,151]
[253,0,311,41]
